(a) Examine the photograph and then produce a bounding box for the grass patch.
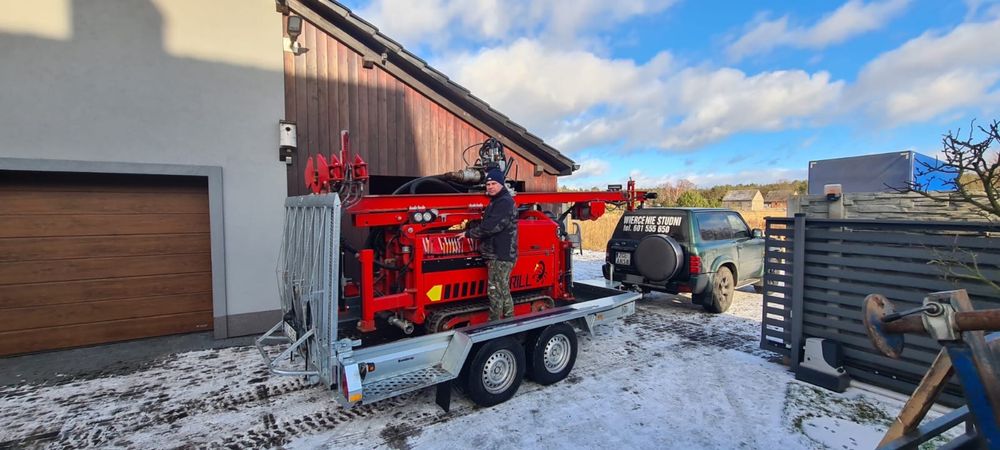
[783,382,961,449]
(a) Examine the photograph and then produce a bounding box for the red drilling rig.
[299,131,652,342]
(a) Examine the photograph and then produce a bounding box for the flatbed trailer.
[256,194,640,410]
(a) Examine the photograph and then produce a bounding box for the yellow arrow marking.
[427,284,443,302]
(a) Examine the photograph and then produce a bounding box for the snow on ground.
[0,251,961,449]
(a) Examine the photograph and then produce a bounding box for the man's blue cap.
[485,168,505,184]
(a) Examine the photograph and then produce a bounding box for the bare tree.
[907,119,1000,220]
[906,120,1000,294]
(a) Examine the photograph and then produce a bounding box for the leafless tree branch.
[903,120,1000,221]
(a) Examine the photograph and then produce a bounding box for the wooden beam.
[878,348,955,447]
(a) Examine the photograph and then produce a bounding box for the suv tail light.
[689,255,701,275]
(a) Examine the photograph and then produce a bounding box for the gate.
[760,214,1000,404]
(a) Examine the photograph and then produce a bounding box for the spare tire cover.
[633,234,683,282]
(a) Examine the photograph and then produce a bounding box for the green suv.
[602,208,764,313]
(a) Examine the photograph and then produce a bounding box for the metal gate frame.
[760,214,1000,404]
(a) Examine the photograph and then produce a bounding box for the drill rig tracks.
[424,292,555,333]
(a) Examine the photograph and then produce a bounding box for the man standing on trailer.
[457,168,518,321]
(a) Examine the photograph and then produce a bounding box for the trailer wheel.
[526,323,577,385]
[465,337,525,407]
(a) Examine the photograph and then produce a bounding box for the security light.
[286,16,302,42]
[283,16,308,55]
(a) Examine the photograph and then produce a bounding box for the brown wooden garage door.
[0,171,213,356]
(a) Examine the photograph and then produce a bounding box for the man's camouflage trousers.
[486,259,515,321]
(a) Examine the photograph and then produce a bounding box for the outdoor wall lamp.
[284,15,308,55]
[824,183,842,201]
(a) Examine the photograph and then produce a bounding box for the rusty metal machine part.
[862,290,1000,449]
[863,293,906,359]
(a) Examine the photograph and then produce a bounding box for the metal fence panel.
[761,215,1000,405]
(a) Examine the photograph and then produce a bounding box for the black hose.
[409,176,461,194]
[348,235,403,270]
[374,260,402,271]
[393,175,462,195]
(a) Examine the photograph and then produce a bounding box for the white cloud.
[437,39,657,132]
[356,0,675,50]
[659,68,843,148]
[353,1,999,164]
[356,0,528,49]
[850,17,1000,125]
[629,168,808,188]
[439,40,843,152]
[962,0,1000,21]
[356,0,454,49]
[566,158,610,179]
[529,0,677,46]
[727,0,910,60]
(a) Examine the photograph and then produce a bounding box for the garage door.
[0,171,214,356]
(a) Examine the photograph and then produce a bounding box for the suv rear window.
[613,210,687,241]
[695,212,732,241]
[695,211,751,241]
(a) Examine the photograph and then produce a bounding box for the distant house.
[764,190,795,209]
[722,190,763,210]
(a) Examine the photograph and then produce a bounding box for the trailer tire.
[464,337,525,407]
[526,323,577,385]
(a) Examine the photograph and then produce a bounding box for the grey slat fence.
[760,214,1000,405]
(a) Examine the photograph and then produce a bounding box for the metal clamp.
[333,338,362,359]
[921,297,959,341]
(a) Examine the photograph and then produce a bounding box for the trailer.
[256,189,643,410]
[807,151,956,195]
[255,133,652,409]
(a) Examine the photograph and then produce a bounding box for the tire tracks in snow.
[1,296,776,449]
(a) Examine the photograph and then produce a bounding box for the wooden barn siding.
[283,18,556,196]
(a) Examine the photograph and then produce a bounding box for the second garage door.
[0,171,214,356]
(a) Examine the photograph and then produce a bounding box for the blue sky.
[338,0,1000,188]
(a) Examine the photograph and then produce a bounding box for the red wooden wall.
[283,18,557,195]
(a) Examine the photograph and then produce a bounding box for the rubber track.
[424,293,553,333]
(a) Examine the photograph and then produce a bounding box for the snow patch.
[0,254,964,449]
[801,416,885,449]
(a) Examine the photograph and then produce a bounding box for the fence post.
[790,213,806,369]
[828,196,845,219]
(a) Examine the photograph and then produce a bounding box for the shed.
[721,190,763,210]
[763,190,794,209]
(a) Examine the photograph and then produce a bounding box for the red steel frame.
[344,181,647,332]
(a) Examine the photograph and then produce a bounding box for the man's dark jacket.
[468,187,518,262]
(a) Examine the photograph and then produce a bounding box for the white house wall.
[0,0,287,334]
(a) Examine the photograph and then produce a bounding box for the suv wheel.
[696,266,734,313]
